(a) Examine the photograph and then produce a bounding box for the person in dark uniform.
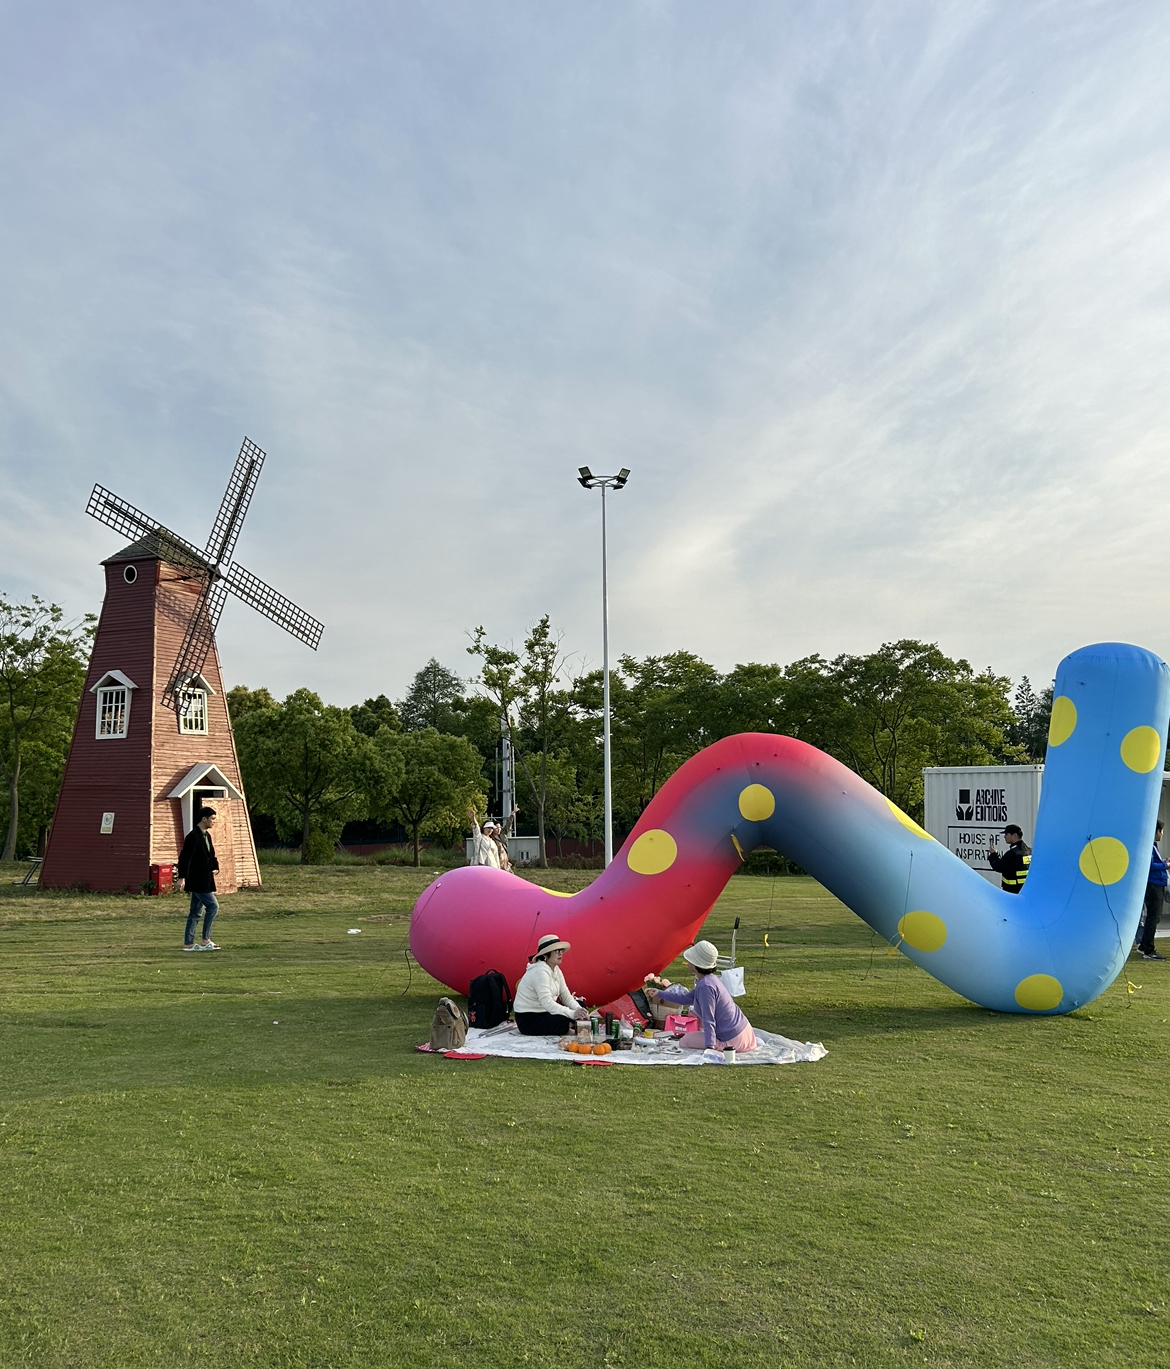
[178,806,221,951]
[1137,820,1167,961]
[987,824,1030,894]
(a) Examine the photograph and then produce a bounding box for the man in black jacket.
[987,824,1031,894]
[178,806,221,950]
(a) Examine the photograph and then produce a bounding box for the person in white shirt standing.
[513,934,589,1035]
[493,805,519,871]
[467,807,501,868]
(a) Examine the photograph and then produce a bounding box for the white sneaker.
[182,944,197,952]
[200,941,220,951]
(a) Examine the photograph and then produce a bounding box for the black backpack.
[467,969,512,1029]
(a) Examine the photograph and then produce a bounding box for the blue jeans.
[185,891,219,945]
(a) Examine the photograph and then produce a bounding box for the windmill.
[41,439,323,894]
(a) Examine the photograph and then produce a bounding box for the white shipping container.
[924,765,1170,888]
[923,766,1043,887]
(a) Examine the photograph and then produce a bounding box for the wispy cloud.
[3,1,1169,700]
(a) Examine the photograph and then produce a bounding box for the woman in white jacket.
[513,934,589,1035]
[467,807,501,868]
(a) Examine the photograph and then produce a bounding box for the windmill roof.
[103,531,210,572]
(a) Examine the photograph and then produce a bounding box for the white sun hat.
[682,940,719,970]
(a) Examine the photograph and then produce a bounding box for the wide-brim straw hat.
[683,940,719,970]
[531,932,571,960]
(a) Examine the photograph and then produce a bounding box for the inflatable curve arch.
[409,643,1170,1015]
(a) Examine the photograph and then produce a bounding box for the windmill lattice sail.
[206,437,265,567]
[85,438,322,712]
[87,486,210,576]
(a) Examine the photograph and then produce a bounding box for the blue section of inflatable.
[761,641,1170,1014]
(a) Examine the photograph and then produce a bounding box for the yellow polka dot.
[1120,725,1162,774]
[886,799,932,840]
[627,829,678,875]
[1014,974,1064,1011]
[897,911,947,952]
[738,783,775,821]
[1048,695,1077,747]
[1078,837,1129,885]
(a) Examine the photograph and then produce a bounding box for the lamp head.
[578,466,594,488]
[615,468,631,489]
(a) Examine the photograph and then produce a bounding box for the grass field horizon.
[1,860,1166,1367]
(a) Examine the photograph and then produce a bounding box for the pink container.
[665,1014,699,1034]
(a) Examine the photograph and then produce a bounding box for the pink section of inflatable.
[409,862,715,1004]
[408,733,807,1003]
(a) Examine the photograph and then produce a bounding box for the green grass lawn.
[0,860,1166,1368]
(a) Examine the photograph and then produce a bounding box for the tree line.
[228,619,1054,866]
[0,593,1054,867]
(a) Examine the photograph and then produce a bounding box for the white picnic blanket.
[459,1024,827,1066]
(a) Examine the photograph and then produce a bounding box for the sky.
[3,1,1170,705]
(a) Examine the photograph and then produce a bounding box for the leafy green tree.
[447,693,502,760]
[233,689,375,863]
[371,727,484,865]
[573,650,720,831]
[793,641,1019,818]
[0,596,94,862]
[709,661,787,736]
[540,750,603,857]
[350,694,401,737]
[468,616,574,867]
[400,659,466,732]
[1009,677,1053,762]
[226,684,276,721]
[571,640,1019,831]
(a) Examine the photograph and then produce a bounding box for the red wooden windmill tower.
[41,439,323,893]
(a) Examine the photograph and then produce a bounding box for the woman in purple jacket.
[647,940,757,1056]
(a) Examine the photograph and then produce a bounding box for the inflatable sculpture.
[410,643,1170,1015]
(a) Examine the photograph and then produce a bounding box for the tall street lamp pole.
[577,466,630,866]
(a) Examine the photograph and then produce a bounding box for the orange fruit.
[593,1043,609,1055]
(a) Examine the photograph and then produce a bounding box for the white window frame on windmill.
[90,670,138,740]
[175,672,215,735]
[169,762,245,835]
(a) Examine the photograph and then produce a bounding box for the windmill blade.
[224,562,323,650]
[162,577,228,712]
[206,437,266,568]
[86,485,209,574]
